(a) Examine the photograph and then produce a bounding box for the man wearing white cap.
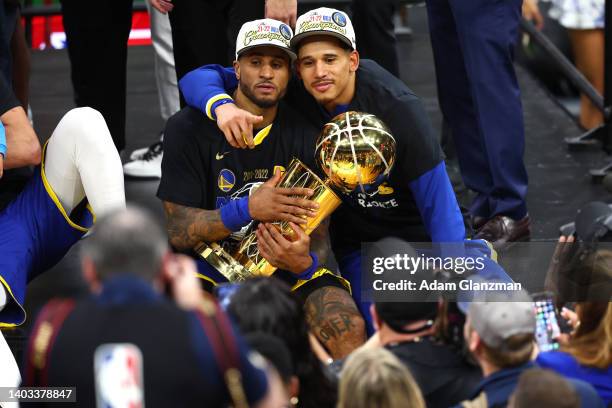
[177,7,467,334]
[158,18,365,359]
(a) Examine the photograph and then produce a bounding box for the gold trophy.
[196,111,396,282]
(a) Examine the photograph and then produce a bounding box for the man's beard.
[240,81,284,109]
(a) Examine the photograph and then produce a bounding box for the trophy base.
[195,242,254,282]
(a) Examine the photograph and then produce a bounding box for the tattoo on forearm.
[318,313,355,341]
[305,286,365,358]
[163,202,230,250]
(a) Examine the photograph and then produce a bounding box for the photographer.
[23,207,270,408]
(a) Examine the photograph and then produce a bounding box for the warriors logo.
[279,24,292,40]
[332,11,347,27]
[218,169,236,193]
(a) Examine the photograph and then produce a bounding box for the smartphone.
[214,283,242,311]
[532,292,561,352]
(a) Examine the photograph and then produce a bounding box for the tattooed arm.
[304,286,366,359]
[163,201,231,251]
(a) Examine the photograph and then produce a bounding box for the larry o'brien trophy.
[195,111,396,282]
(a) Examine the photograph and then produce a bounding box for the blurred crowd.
[0,0,609,407]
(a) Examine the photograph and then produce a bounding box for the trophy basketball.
[196,111,396,282]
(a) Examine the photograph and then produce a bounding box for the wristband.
[205,93,234,121]
[0,122,6,157]
[295,252,319,281]
[220,196,252,232]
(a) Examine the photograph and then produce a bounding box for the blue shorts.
[0,147,93,326]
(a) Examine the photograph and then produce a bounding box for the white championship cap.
[291,7,356,50]
[235,19,296,61]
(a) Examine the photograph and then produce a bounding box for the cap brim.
[236,44,297,62]
[290,31,354,51]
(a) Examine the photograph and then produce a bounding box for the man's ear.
[160,251,173,280]
[288,375,300,399]
[349,50,359,73]
[81,257,101,293]
[233,60,241,81]
[371,304,381,331]
[468,329,481,354]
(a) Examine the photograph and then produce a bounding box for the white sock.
[44,107,126,217]
[0,330,21,408]
[0,284,6,312]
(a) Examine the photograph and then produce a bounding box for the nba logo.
[94,343,145,408]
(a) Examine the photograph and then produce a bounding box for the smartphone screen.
[533,294,561,352]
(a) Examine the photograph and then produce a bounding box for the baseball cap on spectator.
[459,288,536,348]
[375,301,438,334]
[235,19,296,61]
[291,8,356,50]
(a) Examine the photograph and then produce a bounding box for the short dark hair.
[244,332,294,383]
[510,369,580,408]
[80,206,168,282]
[480,333,534,368]
[227,278,337,407]
[375,301,438,333]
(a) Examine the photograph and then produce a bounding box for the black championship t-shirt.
[157,103,318,252]
[284,60,444,258]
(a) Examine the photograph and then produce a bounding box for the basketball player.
[158,19,365,358]
[0,81,125,328]
[175,8,471,333]
[0,75,125,386]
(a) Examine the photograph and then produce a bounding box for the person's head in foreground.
[227,278,336,408]
[291,8,359,111]
[372,300,439,341]
[550,246,612,370]
[80,205,169,291]
[234,18,296,110]
[337,347,425,408]
[564,301,612,369]
[462,289,536,375]
[508,368,580,408]
[246,332,299,407]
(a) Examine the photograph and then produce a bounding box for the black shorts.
[198,267,351,301]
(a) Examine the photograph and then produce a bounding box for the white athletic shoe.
[129,132,164,160]
[123,142,163,179]
[129,146,150,161]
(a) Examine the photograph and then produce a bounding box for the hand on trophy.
[255,222,313,274]
[248,169,320,224]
